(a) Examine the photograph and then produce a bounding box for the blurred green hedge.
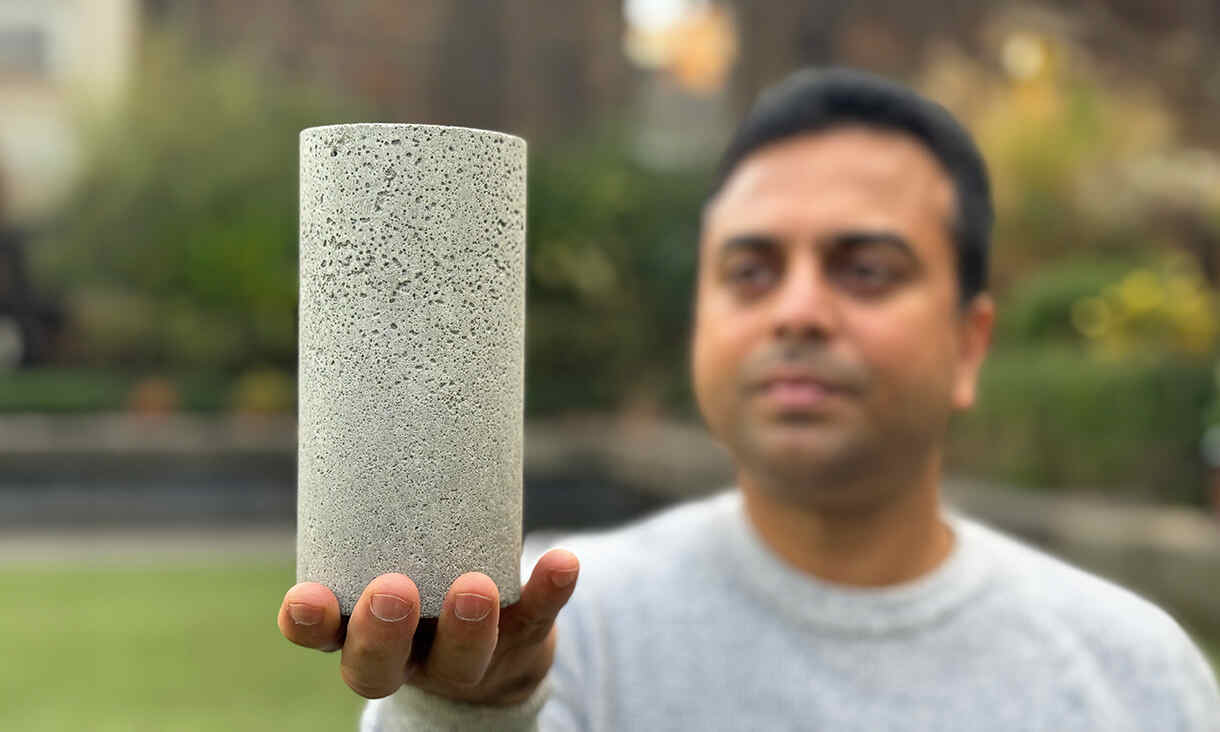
[952,251,1216,505]
[30,37,354,375]
[0,368,233,413]
[28,37,708,418]
[949,346,1211,505]
[525,139,706,415]
[992,256,1140,347]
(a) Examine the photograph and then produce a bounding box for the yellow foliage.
[1072,256,1218,358]
[229,368,295,414]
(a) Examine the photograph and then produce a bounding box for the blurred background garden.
[1,0,1219,729]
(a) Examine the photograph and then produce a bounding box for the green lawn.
[3,561,1218,731]
[0,562,363,732]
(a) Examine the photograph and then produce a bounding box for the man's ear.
[951,293,995,411]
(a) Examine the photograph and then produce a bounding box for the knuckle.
[345,633,392,663]
[427,645,493,688]
[502,614,553,647]
[432,667,484,688]
[520,617,554,646]
[495,656,552,702]
[340,664,399,699]
[539,631,557,663]
[447,636,491,658]
[521,657,552,688]
[496,674,541,702]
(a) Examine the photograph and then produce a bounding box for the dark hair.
[709,67,993,303]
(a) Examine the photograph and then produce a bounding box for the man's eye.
[850,264,885,281]
[726,261,775,287]
[839,261,895,289]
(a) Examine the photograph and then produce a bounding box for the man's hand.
[277,549,580,705]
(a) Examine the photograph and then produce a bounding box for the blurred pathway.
[0,524,294,565]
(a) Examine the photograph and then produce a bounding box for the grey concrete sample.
[297,123,526,617]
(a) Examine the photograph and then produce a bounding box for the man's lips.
[748,372,853,410]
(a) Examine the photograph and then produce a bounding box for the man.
[279,68,1220,730]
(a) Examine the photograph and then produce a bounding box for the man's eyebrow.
[718,233,780,256]
[825,230,916,258]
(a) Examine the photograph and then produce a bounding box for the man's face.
[691,127,993,505]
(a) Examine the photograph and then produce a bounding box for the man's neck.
[737,456,955,587]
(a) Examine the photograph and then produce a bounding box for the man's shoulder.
[969,516,1167,617]
[961,513,1213,680]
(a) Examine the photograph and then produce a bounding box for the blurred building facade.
[0,0,132,364]
[0,0,137,222]
[143,0,633,145]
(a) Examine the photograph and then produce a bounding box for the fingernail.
[289,602,323,626]
[550,569,578,588]
[371,593,412,623]
[454,592,492,622]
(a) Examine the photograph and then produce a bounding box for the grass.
[2,561,1218,731]
[0,562,363,732]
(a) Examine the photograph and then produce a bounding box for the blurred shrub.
[1071,254,1218,358]
[993,255,1138,347]
[30,35,360,374]
[964,253,1217,504]
[228,367,296,414]
[995,252,1218,354]
[950,346,1212,505]
[28,34,709,416]
[0,368,131,412]
[0,368,230,413]
[125,376,179,415]
[526,137,709,415]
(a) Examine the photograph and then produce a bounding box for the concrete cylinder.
[297,123,526,617]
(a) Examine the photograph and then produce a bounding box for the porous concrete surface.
[297,124,526,617]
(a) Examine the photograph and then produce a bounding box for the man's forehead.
[704,126,955,234]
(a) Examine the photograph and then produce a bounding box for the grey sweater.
[363,489,1220,731]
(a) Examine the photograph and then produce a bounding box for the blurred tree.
[30,34,361,373]
[29,33,711,417]
[526,135,709,416]
[916,35,1220,505]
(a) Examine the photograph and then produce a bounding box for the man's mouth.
[751,374,849,411]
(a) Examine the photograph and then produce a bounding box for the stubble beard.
[725,399,947,516]
[729,412,889,514]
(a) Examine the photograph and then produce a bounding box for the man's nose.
[770,260,838,341]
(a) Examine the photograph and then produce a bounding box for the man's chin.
[732,420,866,479]
[734,429,890,514]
